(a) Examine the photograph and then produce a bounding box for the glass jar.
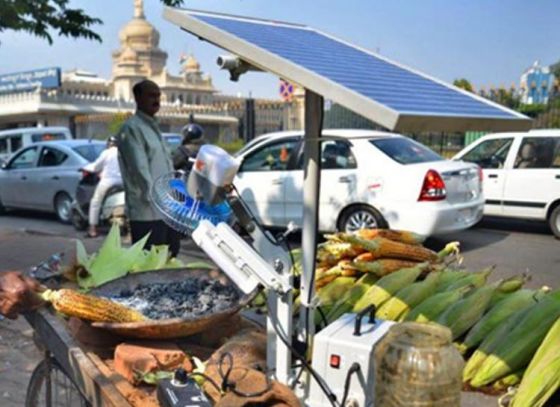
[374,322,464,406]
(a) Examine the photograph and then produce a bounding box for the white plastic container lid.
[193,144,240,187]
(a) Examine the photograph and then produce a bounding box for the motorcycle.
[70,169,127,232]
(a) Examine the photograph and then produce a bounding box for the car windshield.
[234,136,274,157]
[370,137,443,164]
[72,144,105,162]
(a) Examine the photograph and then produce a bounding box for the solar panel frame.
[163,7,531,132]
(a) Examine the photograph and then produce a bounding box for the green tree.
[0,0,185,44]
[518,104,547,118]
[453,78,474,92]
[495,87,520,110]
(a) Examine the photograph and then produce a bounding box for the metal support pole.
[298,89,323,347]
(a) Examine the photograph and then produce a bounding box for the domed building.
[0,0,235,140]
[0,0,290,142]
[111,0,214,105]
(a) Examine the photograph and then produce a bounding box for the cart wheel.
[25,357,90,407]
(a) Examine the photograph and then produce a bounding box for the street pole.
[298,89,323,392]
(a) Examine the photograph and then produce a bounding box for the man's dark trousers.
[130,220,181,258]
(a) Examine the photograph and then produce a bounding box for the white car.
[454,129,560,238]
[233,130,484,236]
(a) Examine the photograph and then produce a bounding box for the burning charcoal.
[109,276,241,320]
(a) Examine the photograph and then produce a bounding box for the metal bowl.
[89,268,257,339]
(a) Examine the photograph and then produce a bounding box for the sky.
[0,0,558,99]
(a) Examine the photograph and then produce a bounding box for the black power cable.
[340,363,361,407]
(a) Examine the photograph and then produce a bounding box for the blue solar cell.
[194,14,515,119]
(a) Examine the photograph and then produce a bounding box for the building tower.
[111,0,168,100]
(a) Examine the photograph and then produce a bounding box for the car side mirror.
[1,162,8,170]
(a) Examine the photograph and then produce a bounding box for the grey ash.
[111,278,241,320]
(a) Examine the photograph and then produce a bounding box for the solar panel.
[164,8,531,132]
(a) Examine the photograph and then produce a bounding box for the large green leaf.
[77,228,150,289]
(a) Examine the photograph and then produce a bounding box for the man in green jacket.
[117,80,180,257]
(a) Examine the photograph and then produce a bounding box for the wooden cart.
[24,306,234,407]
[24,306,504,407]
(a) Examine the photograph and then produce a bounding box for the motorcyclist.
[83,136,123,238]
[0,271,44,319]
[172,122,205,172]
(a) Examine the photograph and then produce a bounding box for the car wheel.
[54,193,73,224]
[549,205,560,239]
[338,204,388,232]
[70,209,88,231]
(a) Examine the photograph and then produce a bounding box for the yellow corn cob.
[315,274,338,289]
[316,261,362,287]
[376,272,441,321]
[338,235,437,262]
[41,289,147,323]
[316,242,364,265]
[351,262,429,313]
[353,258,420,277]
[314,277,356,325]
[316,277,357,306]
[470,291,560,388]
[511,316,560,407]
[491,369,524,391]
[338,260,361,277]
[324,273,379,324]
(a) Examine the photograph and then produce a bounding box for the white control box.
[307,312,395,407]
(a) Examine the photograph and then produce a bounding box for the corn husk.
[375,272,441,321]
[460,289,545,354]
[405,285,472,323]
[510,317,560,407]
[351,262,430,313]
[324,273,378,323]
[470,291,560,387]
[437,281,499,340]
[440,266,494,292]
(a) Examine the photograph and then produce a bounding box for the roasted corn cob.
[354,228,426,245]
[511,316,560,407]
[41,289,147,322]
[470,291,560,388]
[375,272,441,321]
[337,235,438,262]
[352,258,420,277]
